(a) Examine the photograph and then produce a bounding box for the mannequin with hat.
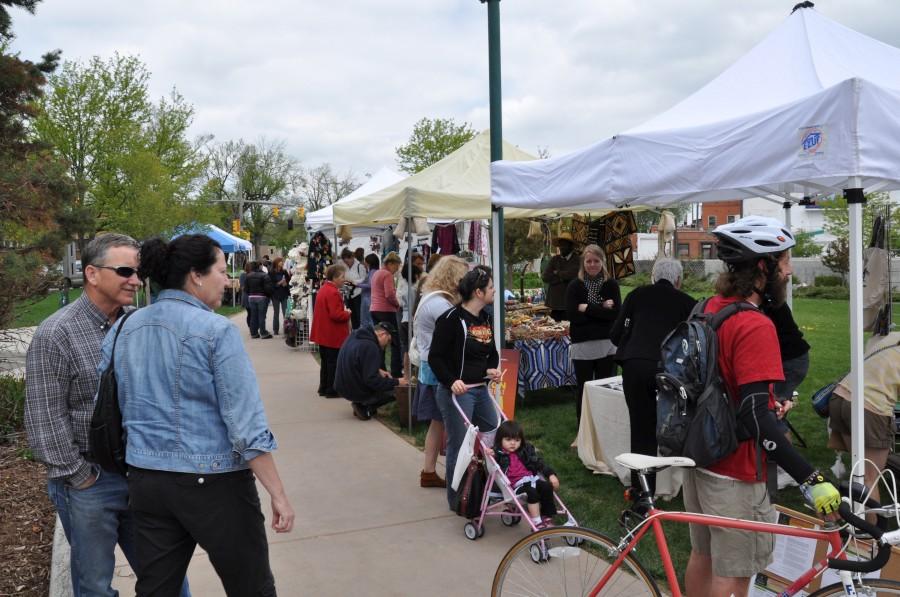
[541,231,581,322]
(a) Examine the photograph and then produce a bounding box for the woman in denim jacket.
[99,234,294,596]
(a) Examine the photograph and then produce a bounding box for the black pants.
[622,358,659,496]
[572,356,616,425]
[371,311,402,377]
[318,346,340,395]
[354,390,395,415]
[127,467,275,597]
[515,479,556,518]
[349,294,362,329]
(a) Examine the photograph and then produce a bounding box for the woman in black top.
[429,268,502,510]
[565,244,621,426]
[610,257,696,496]
[268,256,292,335]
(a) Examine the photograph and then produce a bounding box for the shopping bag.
[451,425,478,491]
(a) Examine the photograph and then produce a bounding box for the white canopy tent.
[492,6,900,488]
[332,129,574,226]
[305,167,404,235]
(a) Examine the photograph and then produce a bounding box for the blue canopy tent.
[172,223,253,304]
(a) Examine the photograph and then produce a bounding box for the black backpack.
[88,310,135,476]
[656,298,753,468]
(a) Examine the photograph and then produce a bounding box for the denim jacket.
[98,289,277,474]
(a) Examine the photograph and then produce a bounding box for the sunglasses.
[95,265,138,278]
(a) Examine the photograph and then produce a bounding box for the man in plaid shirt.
[24,234,149,596]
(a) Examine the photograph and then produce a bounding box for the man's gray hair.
[82,233,140,268]
[651,258,683,285]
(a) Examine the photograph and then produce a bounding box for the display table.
[575,376,684,499]
[513,336,577,393]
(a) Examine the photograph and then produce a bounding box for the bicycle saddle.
[615,453,696,471]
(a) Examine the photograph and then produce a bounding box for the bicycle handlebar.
[827,502,891,573]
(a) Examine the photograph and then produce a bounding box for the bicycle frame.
[595,506,847,597]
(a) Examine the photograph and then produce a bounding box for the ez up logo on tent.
[798,125,826,158]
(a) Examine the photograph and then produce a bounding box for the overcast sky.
[10,0,900,179]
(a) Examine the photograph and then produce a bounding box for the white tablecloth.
[575,376,684,499]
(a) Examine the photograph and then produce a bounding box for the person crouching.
[334,322,408,420]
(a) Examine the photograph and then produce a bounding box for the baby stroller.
[450,392,578,544]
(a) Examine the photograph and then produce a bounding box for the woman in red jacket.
[311,264,351,397]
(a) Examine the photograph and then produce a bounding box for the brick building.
[674,200,742,258]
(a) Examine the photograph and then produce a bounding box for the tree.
[792,230,823,257]
[822,192,900,250]
[395,117,475,174]
[298,163,359,212]
[503,220,545,292]
[632,206,691,234]
[822,236,849,281]
[34,54,210,239]
[0,1,80,330]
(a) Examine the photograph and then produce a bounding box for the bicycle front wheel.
[492,527,662,597]
[809,578,900,596]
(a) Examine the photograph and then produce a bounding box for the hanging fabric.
[588,211,637,280]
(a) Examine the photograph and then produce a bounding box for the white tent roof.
[305,167,404,233]
[334,130,573,226]
[491,7,900,210]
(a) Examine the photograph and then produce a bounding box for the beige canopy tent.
[332,130,575,226]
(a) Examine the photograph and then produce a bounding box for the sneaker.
[251,334,260,339]
[260,333,273,339]
[420,470,447,488]
[322,391,340,399]
[352,403,371,421]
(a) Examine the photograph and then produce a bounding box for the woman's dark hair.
[364,253,380,271]
[354,247,365,261]
[341,248,354,259]
[243,259,253,274]
[140,235,222,290]
[458,266,492,302]
[401,264,423,284]
[247,260,261,272]
[494,420,525,450]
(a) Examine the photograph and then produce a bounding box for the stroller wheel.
[564,534,584,547]
[529,541,549,563]
[500,513,521,527]
[478,524,486,538]
[464,522,480,541]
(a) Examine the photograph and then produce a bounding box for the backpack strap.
[706,301,756,331]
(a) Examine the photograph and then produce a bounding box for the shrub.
[0,376,26,439]
[794,285,849,300]
[814,275,844,287]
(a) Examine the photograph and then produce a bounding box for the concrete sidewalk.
[109,310,527,595]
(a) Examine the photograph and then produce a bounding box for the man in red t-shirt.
[684,217,840,597]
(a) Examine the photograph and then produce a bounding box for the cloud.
[10,0,900,174]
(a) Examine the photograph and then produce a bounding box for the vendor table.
[575,376,684,499]
[513,336,576,393]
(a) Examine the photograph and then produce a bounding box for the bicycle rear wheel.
[492,527,661,596]
[809,578,900,596]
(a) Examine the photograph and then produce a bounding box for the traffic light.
[231,219,240,234]
[273,207,280,218]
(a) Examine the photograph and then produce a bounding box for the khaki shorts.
[682,468,774,578]
[827,396,895,450]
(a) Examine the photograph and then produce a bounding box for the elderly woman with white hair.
[610,258,696,500]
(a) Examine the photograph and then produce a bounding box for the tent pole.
[783,201,793,310]
[845,182,866,499]
[406,218,414,434]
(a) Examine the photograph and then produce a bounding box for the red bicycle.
[492,454,900,596]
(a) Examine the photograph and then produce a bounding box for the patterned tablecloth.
[513,336,577,393]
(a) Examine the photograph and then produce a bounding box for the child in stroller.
[493,420,561,529]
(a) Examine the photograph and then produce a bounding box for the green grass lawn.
[10,289,244,328]
[380,292,894,588]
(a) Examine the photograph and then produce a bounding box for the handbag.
[88,310,136,476]
[454,456,486,519]
[810,380,838,418]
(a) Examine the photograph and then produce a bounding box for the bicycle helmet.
[712,216,795,264]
